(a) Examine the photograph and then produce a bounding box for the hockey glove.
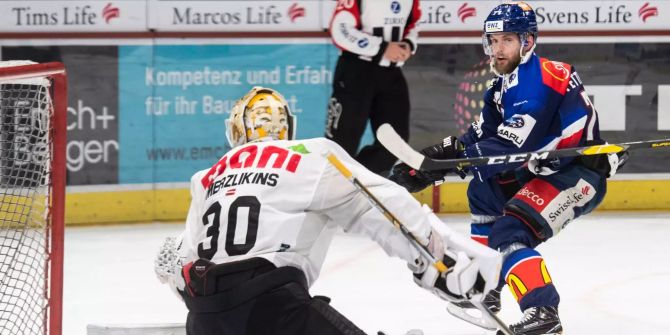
[607,150,629,178]
[420,136,467,179]
[576,144,630,178]
[155,236,183,284]
[388,136,466,192]
[154,235,187,300]
[389,163,447,193]
[412,252,483,303]
[412,206,502,303]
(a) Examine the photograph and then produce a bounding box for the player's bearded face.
[244,102,289,142]
[489,33,523,74]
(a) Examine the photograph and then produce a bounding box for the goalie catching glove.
[389,136,466,193]
[411,206,502,303]
[154,235,187,300]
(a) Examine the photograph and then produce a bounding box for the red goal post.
[0,61,66,335]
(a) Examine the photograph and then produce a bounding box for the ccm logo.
[519,187,545,206]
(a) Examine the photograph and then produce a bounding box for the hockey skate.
[446,288,501,330]
[496,306,563,335]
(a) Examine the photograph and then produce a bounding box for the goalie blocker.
[411,206,502,303]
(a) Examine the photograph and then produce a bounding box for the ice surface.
[64,212,670,335]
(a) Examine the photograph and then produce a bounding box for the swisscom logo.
[639,2,659,22]
[287,3,305,22]
[102,3,120,23]
[457,3,476,23]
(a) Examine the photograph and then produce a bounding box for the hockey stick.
[325,152,513,335]
[377,123,670,171]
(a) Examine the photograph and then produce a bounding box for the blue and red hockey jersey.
[459,53,602,180]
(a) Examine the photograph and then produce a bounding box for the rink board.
[65,177,670,225]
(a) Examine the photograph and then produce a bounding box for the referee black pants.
[325,54,410,176]
[181,257,366,335]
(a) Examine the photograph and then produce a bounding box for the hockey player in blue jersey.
[390,2,626,334]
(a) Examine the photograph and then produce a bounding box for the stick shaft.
[325,153,448,273]
[377,123,670,171]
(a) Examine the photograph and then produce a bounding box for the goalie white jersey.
[178,137,433,286]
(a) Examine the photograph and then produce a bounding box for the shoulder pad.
[539,58,572,95]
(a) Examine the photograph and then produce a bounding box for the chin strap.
[519,44,536,65]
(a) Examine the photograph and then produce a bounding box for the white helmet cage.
[225,86,297,148]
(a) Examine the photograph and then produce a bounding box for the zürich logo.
[357,38,369,48]
[639,2,659,22]
[102,3,120,23]
[391,1,401,13]
[457,3,476,23]
[288,3,306,22]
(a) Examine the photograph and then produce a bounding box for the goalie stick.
[324,151,513,335]
[377,123,670,171]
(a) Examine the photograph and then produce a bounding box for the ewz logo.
[357,38,369,48]
[391,1,401,13]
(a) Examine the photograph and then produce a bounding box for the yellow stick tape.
[582,144,624,155]
[326,153,353,179]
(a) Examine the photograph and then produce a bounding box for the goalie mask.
[225,87,296,148]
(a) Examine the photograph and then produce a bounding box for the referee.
[326,0,422,176]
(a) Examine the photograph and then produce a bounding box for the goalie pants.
[467,163,607,310]
[181,257,366,335]
[325,54,410,175]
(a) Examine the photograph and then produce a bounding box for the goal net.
[0,61,66,335]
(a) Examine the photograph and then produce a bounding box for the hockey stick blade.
[377,124,426,170]
[377,123,670,171]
